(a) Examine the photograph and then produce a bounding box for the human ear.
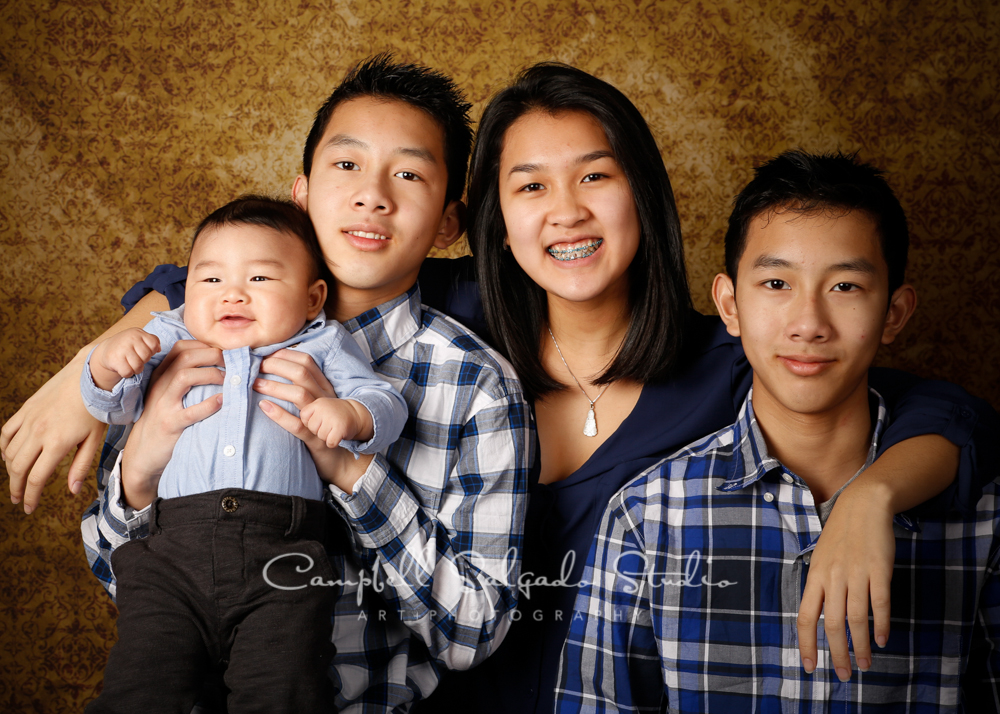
[433,200,466,250]
[880,284,917,345]
[712,273,741,337]
[292,175,309,211]
[306,279,328,320]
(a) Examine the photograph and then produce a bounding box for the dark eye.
[832,282,859,292]
[519,182,544,193]
[581,173,606,183]
[764,280,789,290]
[395,171,420,181]
[334,161,358,171]
[204,277,221,283]
[250,276,269,282]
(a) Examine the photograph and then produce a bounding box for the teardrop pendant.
[583,407,598,437]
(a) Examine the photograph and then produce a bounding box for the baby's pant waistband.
[149,488,329,542]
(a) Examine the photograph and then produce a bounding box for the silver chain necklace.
[547,327,610,437]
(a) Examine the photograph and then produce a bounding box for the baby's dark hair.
[192,195,329,282]
[725,150,909,295]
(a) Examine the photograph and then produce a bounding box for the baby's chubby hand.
[299,397,369,449]
[93,328,161,382]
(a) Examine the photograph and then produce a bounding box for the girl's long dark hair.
[467,63,692,402]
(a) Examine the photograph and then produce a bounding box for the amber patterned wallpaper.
[2,0,998,710]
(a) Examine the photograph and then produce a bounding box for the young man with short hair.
[555,151,1000,711]
[83,55,533,712]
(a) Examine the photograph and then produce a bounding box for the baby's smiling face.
[183,224,327,350]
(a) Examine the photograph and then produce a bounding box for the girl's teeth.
[547,239,603,261]
[349,231,388,240]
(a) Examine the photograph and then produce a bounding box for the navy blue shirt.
[123,257,998,714]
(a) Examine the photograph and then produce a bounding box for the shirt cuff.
[880,393,979,451]
[326,452,419,549]
[105,451,152,540]
[121,263,188,312]
[881,394,987,518]
[339,393,401,455]
[81,350,143,423]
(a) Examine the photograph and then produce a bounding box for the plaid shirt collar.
[719,386,888,493]
[341,284,423,366]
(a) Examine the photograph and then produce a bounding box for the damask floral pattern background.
[1,0,997,709]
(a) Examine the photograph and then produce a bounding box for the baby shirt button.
[763,492,775,503]
[223,445,236,457]
[230,375,242,386]
[782,473,794,484]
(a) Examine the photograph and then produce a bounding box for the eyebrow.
[397,146,437,163]
[750,254,880,275]
[507,149,616,177]
[829,258,879,275]
[325,134,367,151]
[322,134,437,164]
[191,259,286,271]
[750,255,793,270]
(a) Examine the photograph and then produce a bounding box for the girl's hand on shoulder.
[796,480,895,682]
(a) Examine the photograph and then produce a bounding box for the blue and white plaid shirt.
[556,390,1000,713]
[82,286,534,713]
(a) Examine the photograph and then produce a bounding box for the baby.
[81,196,408,713]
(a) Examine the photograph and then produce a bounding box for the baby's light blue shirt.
[81,307,408,502]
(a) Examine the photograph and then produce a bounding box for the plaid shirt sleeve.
[328,389,533,672]
[555,479,664,713]
[963,515,1000,710]
[80,425,151,601]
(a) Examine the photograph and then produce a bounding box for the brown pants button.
[221,496,239,513]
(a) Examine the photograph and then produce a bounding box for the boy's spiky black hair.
[725,150,909,294]
[301,53,473,207]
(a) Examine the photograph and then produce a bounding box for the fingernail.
[260,401,272,413]
[216,395,223,405]
[857,657,870,672]
[802,658,815,673]
[876,635,887,648]
[23,504,33,515]
[836,667,850,682]
[11,496,20,505]
[254,379,265,388]
[71,481,82,495]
